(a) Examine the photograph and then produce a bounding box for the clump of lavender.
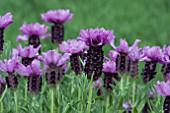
[161,45,170,78]
[102,61,119,91]
[41,9,73,45]
[141,46,163,83]
[156,79,170,113]
[128,48,143,77]
[17,22,48,50]
[13,44,41,66]
[110,39,141,74]
[17,60,43,94]
[0,75,6,96]
[78,28,115,80]
[0,58,19,90]
[38,50,69,86]
[0,12,13,54]
[60,39,88,75]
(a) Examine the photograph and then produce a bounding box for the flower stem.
[57,85,60,113]
[87,83,93,113]
[0,100,3,113]
[132,81,136,113]
[25,79,28,103]
[105,96,110,113]
[14,91,19,113]
[50,88,54,113]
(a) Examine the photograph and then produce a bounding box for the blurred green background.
[1,0,170,53]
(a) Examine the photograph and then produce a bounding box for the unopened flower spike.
[78,28,115,80]
[0,75,6,96]
[60,39,88,75]
[0,12,13,54]
[41,9,74,45]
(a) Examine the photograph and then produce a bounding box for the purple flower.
[109,50,119,61]
[59,39,88,54]
[0,58,19,74]
[128,48,143,61]
[93,78,102,90]
[0,12,13,29]
[78,28,115,47]
[0,75,6,84]
[102,61,117,73]
[110,39,141,54]
[38,50,69,72]
[41,9,74,24]
[19,22,48,37]
[156,81,170,96]
[166,73,170,81]
[141,46,163,62]
[16,44,41,58]
[123,101,132,112]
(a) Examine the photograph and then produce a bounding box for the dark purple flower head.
[41,9,74,24]
[0,75,6,84]
[16,44,41,58]
[109,50,119,61]
[166,73,170,81]
[38,50,69,72]
[0,58,19,74]
[102,61,117,73]
[93,78,102,90]
[128,48,143,61]
[141,46,163,62]
[20,22,48,36]
[156,80,170,96]
[78,28,115,47]
[59,39,88,54]
[110,39,141,54]
[0,12,13,29]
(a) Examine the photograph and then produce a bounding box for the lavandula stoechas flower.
[102,61,119,91]
[16,60,44,94]
[141,46,163,83]
[128,48,143,77]
[93,78,102,96]
[78,28,115,80]
[0,58,19,90]
[123,101,132,113]
[13,44,41,66]
[0,12,13,54]
[110,39,141,74]
[38,50,69,86]
[0,75,6,96]
[18,22,48,51]
[161,45,170,78]
[41,9,73,45]
[156,80,170,113]
[60,39,88,75]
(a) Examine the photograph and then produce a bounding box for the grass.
[0,0,169,112]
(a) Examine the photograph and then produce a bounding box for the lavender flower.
[78,28,115,80]
[38,50,69,86]
[60,39,88,75]
[14,44,41,66]
[18,22,48,50]
[103,61,119,90]
[0,12,13,54]
[41,9,74,45]
[161,45,170,78]
[0,58,19,90]
[128,48,143,77]
[93,78,102,96]
[123,101,132,113]
[0,75,6,96]
[156,81,170,112]
[141,46,163,83]
[16,60,43,94]
[110,39,141,74]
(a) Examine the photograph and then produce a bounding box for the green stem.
[132,81,136,113]
[105,96,109,113]
[57,85,60,113]
[1,100,3,113]
[87,83,93,113]
[14,91,19,113]
[25,79,28,103]
[32,96,36,113]
[50,89,54,113]
[78,85,83,113]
